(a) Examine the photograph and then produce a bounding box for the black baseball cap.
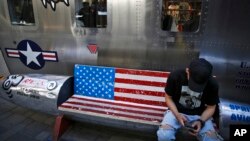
[188,58,213,92]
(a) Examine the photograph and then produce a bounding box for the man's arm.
[165,94,187,126]
[200,104,216,122]
[191,104,216,134]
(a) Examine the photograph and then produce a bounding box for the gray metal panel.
[1,1,250,139]
[97,0,202,70]
[0,1,10,30]
[0,0,249,105]
[0,49,10,77]
[199,0,250,104]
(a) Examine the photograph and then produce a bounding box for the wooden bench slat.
[59,95,167,125]
[66,95,167,111]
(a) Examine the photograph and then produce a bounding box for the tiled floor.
[0,98,156,141]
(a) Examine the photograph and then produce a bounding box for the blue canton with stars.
[74,65,115,100]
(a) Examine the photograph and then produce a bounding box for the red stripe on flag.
[116,68,169,77]
[114,96,167,107]
[71,96,166,112]
[64,101,164,117]
[115,78,166,87]
[60,105,162,122]
[114,87,165,97]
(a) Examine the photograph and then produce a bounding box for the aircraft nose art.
[41,0,70,11]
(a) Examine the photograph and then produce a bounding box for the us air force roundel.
[18,40,45,70]
[5,40,58,70]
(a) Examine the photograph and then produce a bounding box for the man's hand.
[189,120,202,135]
[176,113,187,126]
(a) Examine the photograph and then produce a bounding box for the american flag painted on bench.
[59,65,169,124]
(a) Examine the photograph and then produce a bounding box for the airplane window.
[161,0,201,32]
[75,0,107,28]
[7,0,35,26]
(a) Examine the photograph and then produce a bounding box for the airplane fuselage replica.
[1,0,250,140]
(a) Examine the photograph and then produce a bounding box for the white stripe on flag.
[114,92,165,102]
[115,83,165,92]
[115,73,167,82]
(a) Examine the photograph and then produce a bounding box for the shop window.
[75,0,107,28]
[162,0,202,32]
[7,0,35,26]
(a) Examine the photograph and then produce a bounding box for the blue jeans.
[157,110,223,141]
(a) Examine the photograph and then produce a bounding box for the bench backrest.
[74,64,169,107]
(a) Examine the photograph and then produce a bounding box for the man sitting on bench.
[157,58,223,141]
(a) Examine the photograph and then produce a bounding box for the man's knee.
[199,130,224,141]
[157,125,175,141]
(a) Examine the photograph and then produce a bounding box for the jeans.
[157,110,223,141]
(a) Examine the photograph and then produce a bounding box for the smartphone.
[184,122,196,132]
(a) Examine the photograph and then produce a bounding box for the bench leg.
[53,115,71,141]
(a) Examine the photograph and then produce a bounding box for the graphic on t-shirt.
[179,86,202,109]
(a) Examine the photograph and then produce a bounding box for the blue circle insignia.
[17,40,45,70]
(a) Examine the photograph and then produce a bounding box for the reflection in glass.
[162,0,201,32]
[7,0,35,26]
[76,0,107,28]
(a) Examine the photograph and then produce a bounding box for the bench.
[59,64,169,125]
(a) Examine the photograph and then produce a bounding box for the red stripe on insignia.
[115,78,166,87]
[114,96,167,107]
[6,50,20,57]
[42,54,55,58]
[42,52,57,61]
[116,68,169,77]
[8,52,19,55]
[114,87,165,97]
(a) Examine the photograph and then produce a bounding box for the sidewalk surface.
[0,98,156,141]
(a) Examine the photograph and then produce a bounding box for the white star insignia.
[20,42,41,66]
